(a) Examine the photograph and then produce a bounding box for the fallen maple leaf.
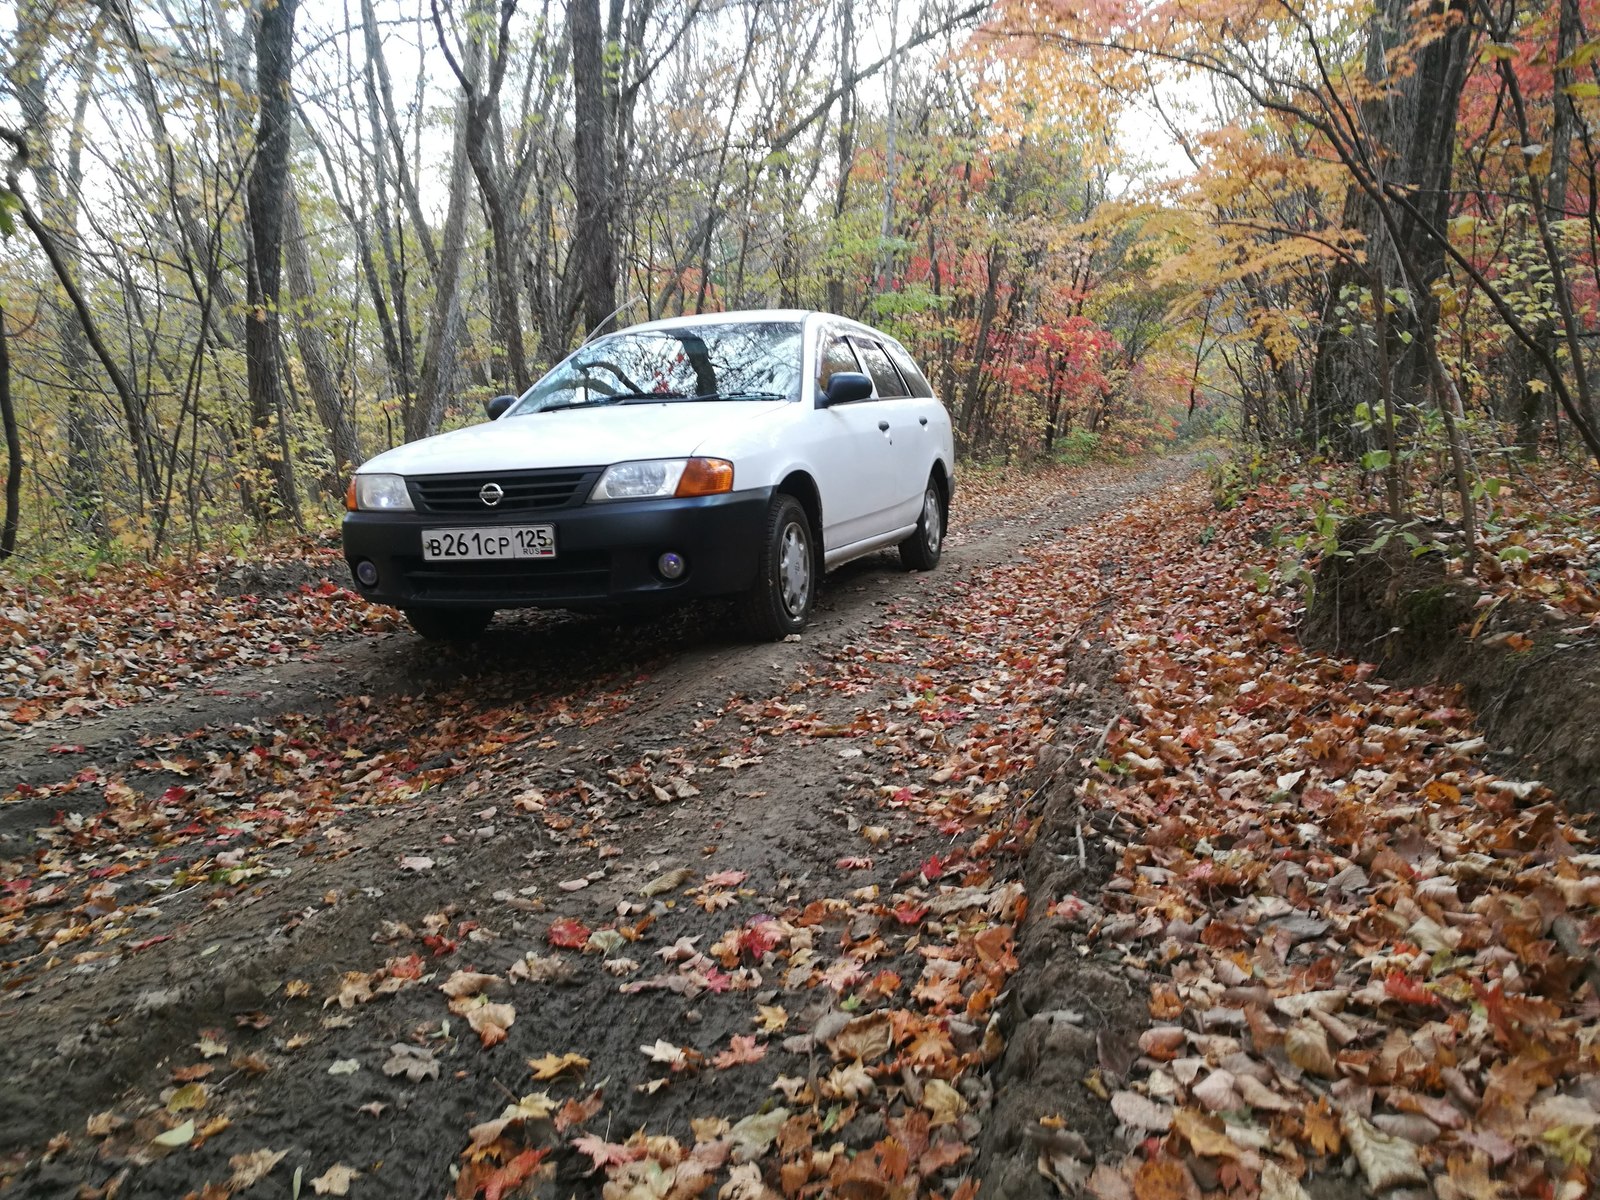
[383,1044,439,1082]
[546,917,591,949]
[641,1039,689,1068]
[449,996,516,1047]
[712,1035,767,1069]
[482,1148,547,1200]
[527,1051,589,1080]
[570,1133,646,1172]
[755,1005,788,1033]
[704,869,748,887]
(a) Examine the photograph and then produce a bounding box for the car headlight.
[349,473,414,511]
[590,458,734,502]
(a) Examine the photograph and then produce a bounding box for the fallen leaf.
[229,1148,287,1190]
[826,1011,893,1062]
[152,1120,195,1149]
[528,1051,589,1080]
[713,1035,767,1069]
[1342,1112,1427,1190]
[382,1044,439,1082]
[398,856,433,872]
[311,1163,361,1195]
[1111,1090,1173,1131]
[641,867,695,896]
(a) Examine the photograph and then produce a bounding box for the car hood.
[359,400,791,476]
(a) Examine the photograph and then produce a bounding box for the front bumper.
[342,488,772,610]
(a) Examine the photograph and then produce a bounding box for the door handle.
[919,417,928,426]
[878,420,890,432]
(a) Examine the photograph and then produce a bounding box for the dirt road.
[1,455,1200,1198]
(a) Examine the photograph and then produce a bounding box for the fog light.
[657,552,686,581]
[355,559,379,587]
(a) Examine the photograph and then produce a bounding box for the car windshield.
[509,321,804,414]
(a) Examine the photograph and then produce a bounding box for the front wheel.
[739,494,815,640]
[899,479,945,571]
[403,606,494,643]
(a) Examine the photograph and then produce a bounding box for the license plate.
[421,525,556,561]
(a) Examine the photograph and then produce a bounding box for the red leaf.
[547,917,591,949]
[1384,972,1441,1007]
[892,903,929,925]
[482,1148,547,1200]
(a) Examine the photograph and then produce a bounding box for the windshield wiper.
[607,390,688,403]
[695,390,789,401]
[535,398,621,413]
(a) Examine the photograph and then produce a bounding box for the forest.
[5,0,1600,1197]
[0,0,1588,561]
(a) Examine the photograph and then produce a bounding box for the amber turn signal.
[674,458,734,497]
[345,477,358,511]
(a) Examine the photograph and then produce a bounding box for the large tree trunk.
[1306,0,1472,455]
[571,0,618,335]
[284,184,363,487]
[244,0,302,525]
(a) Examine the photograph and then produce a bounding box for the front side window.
[818,335,863,393]
[510,321,804,414]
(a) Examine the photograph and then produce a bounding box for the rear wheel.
[740,494,815,640]
[404,607,494,643]
[899,477,944,571]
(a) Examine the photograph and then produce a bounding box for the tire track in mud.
[1,455,1202,1197]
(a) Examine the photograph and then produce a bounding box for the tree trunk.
[571,0,618,334]
[411,13,481,441]
[1306,0,1472,455]
[8,3,106,532]
[0,303,17,558]
[284,184,363,487]
[243,0,302,525]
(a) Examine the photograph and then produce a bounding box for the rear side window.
[884,343,935,398]
[851,339,910,398]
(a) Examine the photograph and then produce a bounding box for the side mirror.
[821,372,873,407]
[485,394,517,421]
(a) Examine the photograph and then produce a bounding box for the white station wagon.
[342,310,955,640]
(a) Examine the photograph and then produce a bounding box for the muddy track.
[1,454,1201,1198]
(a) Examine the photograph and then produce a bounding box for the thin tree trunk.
[284,184,363,485]
[0,303,17,558]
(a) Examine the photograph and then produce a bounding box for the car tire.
[404,607,494,642]
[899,477,945,571]
[740,494,815,640]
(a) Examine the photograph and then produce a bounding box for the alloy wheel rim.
[779,522,811,616]
[924,487,942,552]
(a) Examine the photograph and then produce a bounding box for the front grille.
[398,553,612,603]
[409,468,601,514]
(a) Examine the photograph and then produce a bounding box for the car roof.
[618,309,886,339]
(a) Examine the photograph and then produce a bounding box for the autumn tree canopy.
[0,0,1595,556]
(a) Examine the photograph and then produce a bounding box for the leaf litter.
[8,457,1591,1198]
